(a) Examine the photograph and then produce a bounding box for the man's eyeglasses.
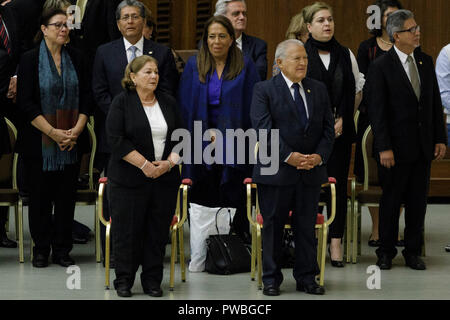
[47,22,69,30]
[120,14,142,22]
[397,25,420,34]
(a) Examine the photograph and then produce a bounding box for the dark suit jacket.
[366,47,447,163]
[15,46,91,158]
[251,74,335,186]
[106,90,182,188]
[92,37,179,153]
[69,0,122,68]
[242,33,267,81]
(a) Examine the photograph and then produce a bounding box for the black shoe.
[32,253,49,268]
[0,233,17,248]
[145,287,163,297]
[116,288,132,297]
[403,254,426,270]
[52,254,75,267]
[296,282,325,295]
[263,284,280,296]
[376,254,392,270]
[368,239,381,247]
[445,244,450,252]
[328,247,344,268]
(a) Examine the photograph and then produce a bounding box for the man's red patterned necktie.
[0,15,11,55]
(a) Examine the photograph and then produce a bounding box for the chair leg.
[317,227,323,266]
[251,225,256,281]
[256,225,262,290]
[318,227,327,287]
[17,201,24,263]
[178,226,186,282]
[352,201,359,264]
[105,223,111,290]
[357,205,362,256]
[95,202,101,263]
[169,227,177,291]
[14,206,19,241]
[346,199,353,263]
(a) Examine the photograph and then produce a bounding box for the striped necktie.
[129,45,137,62]
[0,14,11,55]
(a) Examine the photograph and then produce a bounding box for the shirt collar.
[394,45,415,65]
[281,72,304,91]
[123,36,144,53]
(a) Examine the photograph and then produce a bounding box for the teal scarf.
[39,40,79,171]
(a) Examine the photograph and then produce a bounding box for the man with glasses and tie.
[250,39,334,296]
[92,0,178,267]
[366,10,447,271]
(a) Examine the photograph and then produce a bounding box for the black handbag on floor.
[205,208,251,275]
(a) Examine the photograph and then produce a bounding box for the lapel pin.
[149,51,153,55]
[419,61,423,65]
[307,89,311,93]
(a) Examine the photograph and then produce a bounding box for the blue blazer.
[178,55,260,184]
[250,74,335,186]
[242,33,268,81]
[92,37,179,153]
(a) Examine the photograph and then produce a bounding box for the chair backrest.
[354,110,360,135]
[86,122,97,190]
[174,49,198,72]
[362,125,379,189]
[0,118,17,188]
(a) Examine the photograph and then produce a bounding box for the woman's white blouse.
[143,101,168,161]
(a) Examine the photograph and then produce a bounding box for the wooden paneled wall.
[159,0,449,80]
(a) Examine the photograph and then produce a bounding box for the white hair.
[214,0,246,16]
[275,39,304,60]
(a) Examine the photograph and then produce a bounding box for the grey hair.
[214,0,246,16]
[275,39,305,60]
[386,9,414,42]
[115,0,146,20]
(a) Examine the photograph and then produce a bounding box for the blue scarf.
[39,40,79,171]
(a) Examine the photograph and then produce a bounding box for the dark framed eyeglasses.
[397,25,420,34]
[47,22,69,30]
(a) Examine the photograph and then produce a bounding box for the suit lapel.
[389,47,418,101]
[241,33,249,56]
[302,78,314,124]
[130,91,155,156]
[143,39,155,57]
[115,38,129,70]
[274,74,301,123]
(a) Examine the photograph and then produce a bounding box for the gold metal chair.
[0,118,24,262]
[245,177,336,289]
[97,177,191,291]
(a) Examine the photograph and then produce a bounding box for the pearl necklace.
[142,95,156,105]
[378,37,393,46]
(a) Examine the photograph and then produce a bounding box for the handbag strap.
[214,207,232,235]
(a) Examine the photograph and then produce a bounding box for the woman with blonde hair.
[106,55,182,297]
[303,1,364,267]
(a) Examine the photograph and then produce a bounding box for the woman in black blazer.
[16,8,90,268]
[106,55,182,298]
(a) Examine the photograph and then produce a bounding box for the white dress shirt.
[236,34,243,51]
[123,36,144,63]
[394,45,421,86]
[143,102,168,161]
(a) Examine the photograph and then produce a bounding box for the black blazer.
[106,90,182,188]
[251,74,335,186]
[92,37,179,153]
[366,47,447,163]
[69,0,122,67]
[15,45,91,158]
[242,33,267,81]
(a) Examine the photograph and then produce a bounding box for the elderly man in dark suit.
[214,0,267,80]
[367,10,447,271]
[92,0,178,265]
[251,39,334,296]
